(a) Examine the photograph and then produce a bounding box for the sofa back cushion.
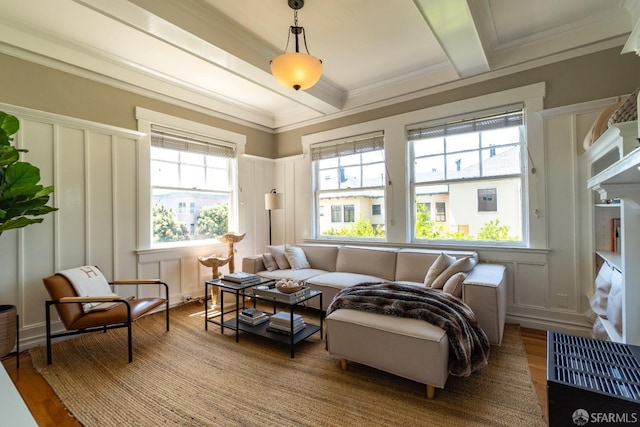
[395,249,478,283]
[336,246,398,281]
[297,244,341,272]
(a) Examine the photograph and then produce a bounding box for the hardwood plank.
[3,327,550,427]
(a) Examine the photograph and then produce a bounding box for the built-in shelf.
[584,121,640,345]
[595,251,622,271]
[589,145,640,207]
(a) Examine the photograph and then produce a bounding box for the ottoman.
[326,308,449,399]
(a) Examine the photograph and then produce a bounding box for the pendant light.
[270,0,323,91]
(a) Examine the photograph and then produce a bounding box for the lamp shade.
[265,192,284,210]
[270,52,323,91]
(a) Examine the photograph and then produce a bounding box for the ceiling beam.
[413,0,490,78]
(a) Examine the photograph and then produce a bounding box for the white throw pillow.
[442,272,466,298]
[589,262,613,318]
[268,245,290,269]
[424,252,456,287]
[284,244,311,270]
[262,253,279,271]
[431,256,477,290]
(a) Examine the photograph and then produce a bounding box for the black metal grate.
[549,332,640,401]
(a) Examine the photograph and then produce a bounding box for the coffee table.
[204,278,323,358]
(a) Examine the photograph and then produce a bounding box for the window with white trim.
[312,132,385,239]
[409,106,524,243]
[150,126,236,245]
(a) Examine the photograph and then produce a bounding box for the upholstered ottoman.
[326,308,449,399]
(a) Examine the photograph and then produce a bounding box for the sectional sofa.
[242,243,507,398]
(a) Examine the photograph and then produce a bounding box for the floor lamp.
[265,189,284,246]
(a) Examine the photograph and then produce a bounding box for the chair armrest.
[109,280,169,301]
[58,296,128,303]
[111,279,162,285]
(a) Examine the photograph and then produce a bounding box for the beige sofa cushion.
[297,244,340,271]
[268,245,290,269]
[424,252,456,287]
[336,246,397,281]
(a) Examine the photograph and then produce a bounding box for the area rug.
[30,304,545,426]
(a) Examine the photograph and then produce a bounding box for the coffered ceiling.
[0,0,636,131]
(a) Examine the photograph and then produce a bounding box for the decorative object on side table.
[198,254,231,313]
[275,279,304,294]
[218,231,246,273]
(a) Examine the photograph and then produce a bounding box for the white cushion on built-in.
[606,268,623,333]
[589,262,613,318]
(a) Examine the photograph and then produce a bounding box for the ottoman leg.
[340,359,348,370]
[426,385,435,399]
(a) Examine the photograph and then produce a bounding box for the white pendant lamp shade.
[270,52,323,91]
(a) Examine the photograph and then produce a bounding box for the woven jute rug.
[30,304,545,426]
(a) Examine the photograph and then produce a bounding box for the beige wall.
[0,53,278,158]
[276,47,640,157]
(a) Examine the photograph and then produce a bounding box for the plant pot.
[0,305,17,358]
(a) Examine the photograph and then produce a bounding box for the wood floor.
[2,327,549,426]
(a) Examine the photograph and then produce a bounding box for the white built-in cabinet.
[584,121,640,345]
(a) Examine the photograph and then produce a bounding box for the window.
[150,126,236,245]
[409,107,524,242]
[372,204,381,215]
[312,132,385,239]
[344,205,355,222]
[331,205,342,222]
[478,188,497,212]
[435,202,446,222]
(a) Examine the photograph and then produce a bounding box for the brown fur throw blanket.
[327,282,490,377]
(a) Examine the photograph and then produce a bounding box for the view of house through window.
[150,127,235,244]
[409,107,524,242]
[312,132,385,239]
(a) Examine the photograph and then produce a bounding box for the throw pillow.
[268,245,290,270]
[582,97,623,150]
[424,252,456,287]
[57,265,117,312]
[442,272,466,298]
[608,87,639,126]
[284,244,311,270]
[262,253,279,271]
[431,256,477,290]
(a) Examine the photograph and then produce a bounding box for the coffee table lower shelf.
[222,319,321,356]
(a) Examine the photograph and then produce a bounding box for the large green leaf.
[0,112,19,147]
[1,162,43,199]
[0,111,57,235]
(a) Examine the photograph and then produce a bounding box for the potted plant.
[0,110,57,358]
